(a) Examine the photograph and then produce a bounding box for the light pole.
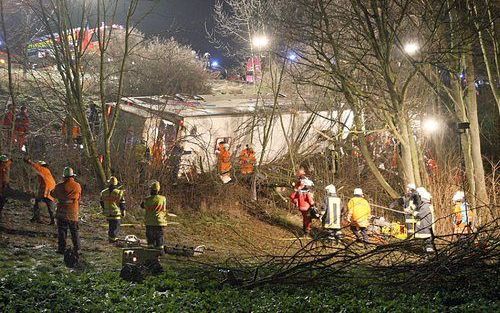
[250,34,269,84]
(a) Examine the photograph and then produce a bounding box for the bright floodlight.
[211,60,219,68]
[252,35,270,49]
[287,52,298,61]
[404,42,419,55]
[422,117,440,134]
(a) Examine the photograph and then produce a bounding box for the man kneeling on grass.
[141,181,168,250]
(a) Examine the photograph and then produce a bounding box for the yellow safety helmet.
[108,176,119,186]
[150,181,161,192]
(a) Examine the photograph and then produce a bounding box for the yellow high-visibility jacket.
[142,194,168,226]
[100,188,125,220]
[347,196,371,228]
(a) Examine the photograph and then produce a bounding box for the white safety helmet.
[223,143,230,150]
[302,178,314,187]
[417,187,432,201]
[353,188,363,196]
[452,191,465,202]
[325,184,336,194]
[407,183,416,191]
[416,187,427,196]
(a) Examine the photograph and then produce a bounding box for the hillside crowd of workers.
[0,134,476,257]
[0,154,171,258]
[288,168,476,252]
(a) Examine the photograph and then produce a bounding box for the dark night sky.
[127,0,226,65]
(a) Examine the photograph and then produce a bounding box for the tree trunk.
[464,52,490,212]
[451,79,476,206]
[397,115,417,186]
[354,113,399,198]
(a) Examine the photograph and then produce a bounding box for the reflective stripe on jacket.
[101,188,125,220]
[414,201,434,239]
[143,195,168,226]
[239,149,256,174]
[51,177,82,222]
[218,147,232,173]
[347,196,371,228]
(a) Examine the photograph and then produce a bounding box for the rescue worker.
[100,176,126,242]
[25,158,56,224]
[216,141,232,183]
[322,184,342,241]
[409,187,435,253]
[390,183,420,235]
[239,144,256,176]
[2,103,15,128]
[347,188,372,242]
[452,191,475,237]
[0,155,13,221]
[15,105,30,151]
[51,167,82,254]
[62,115,82,147]
[290,178,315,236]
[141,181,168,249]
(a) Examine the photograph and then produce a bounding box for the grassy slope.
[0,190,498,312]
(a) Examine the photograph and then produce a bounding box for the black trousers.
[351,226,369,242]
[108,219,121,240]
[146,225,164,248]
[57,219,81,252]
[33,198,56,222]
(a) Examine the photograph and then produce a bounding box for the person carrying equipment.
[141,181,168,249]
[390,183,420,235]
[51,167,82,255]
[100,176,126,242]
[290,177,315,236]
[0,155,13,221]
[322,184,342,241]
[25,158,56,224]
[408,187,435,253]
[452,191,475,238]
[347,188,372,242]
[239,144,256,175]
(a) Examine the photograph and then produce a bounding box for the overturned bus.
[110,94,353,175]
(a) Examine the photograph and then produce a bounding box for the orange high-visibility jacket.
[239,148,256,174]
[453,202,475,234]
[30,162,56,200]
[51,177,82,222]
[217,145,232,173]
[0,160,13,195]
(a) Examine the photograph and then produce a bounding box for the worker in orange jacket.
[51,167,82,254]
[0,155,13,221]
[216,142,232,174]
[239,144,256,175]
[14,106,30,151]
[25,158,56,224]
